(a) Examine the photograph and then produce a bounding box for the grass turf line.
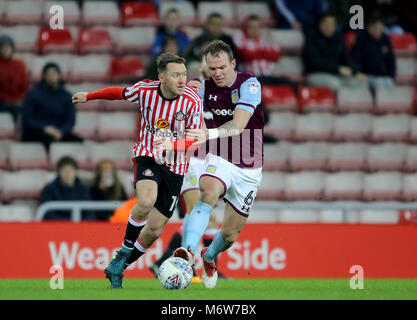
[1,279,417,300]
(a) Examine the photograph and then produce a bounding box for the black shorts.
[133,156,184,218]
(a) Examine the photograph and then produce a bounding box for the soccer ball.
[157,257,193,290]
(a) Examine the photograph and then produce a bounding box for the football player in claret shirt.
[158,40,264,289]
[72,53,203,288]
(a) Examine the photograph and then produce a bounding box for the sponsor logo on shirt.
[142,169,154,177]
[212,109,234,116]
[206,165,217,173]
[155,118,169,129]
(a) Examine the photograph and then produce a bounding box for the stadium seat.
[414,88,417,114]
[159,1,196,25]
[43,1,81,25]
[109,56,145,83]
[405,145,417,171]
[30,54,73,82]
[1,170,49,203]
[398,210,417,224]
[367,143,407,171]
[77,28,114,54]
[4,0,43,24]
[8,142,49,170]
[70,54,111,82]
[0,113,16,140]
[294,112,334,141]
[38,28,75,54]
[82,1,120,26]
[371,114,410,142]
[264,112,295,140]
[279,209,320,223]
[89,141,133,171]
[0,204,35,222]
[257,172,285,200]
[395,57,416,86]
[97,112,137,141]
[0,26,40,53]
[263,142,290,171]
[115,27,156,54]
[261,86,297,112]
[288,142,329,171]
[337,87,374,113]
[274,57,303,81]
[328,142,368,171]
[235,2,273,26]
[121,1,159,26]
[358,210,399,224]
[269,29,304,54]
[333,113,372,142]
[324,171,363,201]
[285,171,324,200]
[388,33,417,57]
[409,117,417,143]
[319,209,345,223]
[73,112,98,140]
[197,2,235,27]
[0,141,10,169]
[402,173,417,201]
[298,86,336,113]
[363,172,403,201]
[49,142,91,170]
[375,86,414,113]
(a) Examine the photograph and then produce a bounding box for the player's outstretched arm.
[186,108,252,144]
[72,87,125,104]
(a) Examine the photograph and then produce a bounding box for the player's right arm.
[72,87,125,104]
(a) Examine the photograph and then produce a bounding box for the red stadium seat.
[121,1,159,26]
[389,33,417,56]
[261,85,297,112]
[38,28,75,54]
[298,86,336,113]
[78,28,114,54]
[109,56,145,83]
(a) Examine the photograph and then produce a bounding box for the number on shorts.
[244,191,254,206]
[169,196,179,212]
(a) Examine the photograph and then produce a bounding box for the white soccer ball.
[157,257,193,290]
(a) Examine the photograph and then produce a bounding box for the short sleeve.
[236,77,262,115]
[124,81,142,104]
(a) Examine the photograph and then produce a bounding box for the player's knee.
[136,198,156,213]
[200,187,221,206]
[146,224,163,240]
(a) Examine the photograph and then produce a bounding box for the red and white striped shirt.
[124,79,203,176]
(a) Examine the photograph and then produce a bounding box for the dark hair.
[57,156,78,171]
[207,12,223,22]
[203,40,234,63]
[157,52,186,74]
[165,8,179,17]
[318,11,337,24]
[0,35,15,53]
[42,62,61,76]
[246,14,260,23]
[367,11,384,26]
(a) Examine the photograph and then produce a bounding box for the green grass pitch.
[1,278,417,300]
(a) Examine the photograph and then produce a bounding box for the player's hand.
[186,128,208,145]
[72,92,88,104]
[187,80,203,91]
[154,136,173,151]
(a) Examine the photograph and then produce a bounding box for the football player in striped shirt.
[72,53,203,288]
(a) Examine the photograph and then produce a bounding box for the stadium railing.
[34,200,417,222]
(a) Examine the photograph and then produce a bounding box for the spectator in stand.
[145,36,179,80]
[362,0,405,34]
[21,62,82,152]
[275,0,326,32]
[183,12,238,67]
[0,35,29,122]
[351,12,396,90]
[151,8,190,57]
[236,14,298,89]
[89,159,128,221]
[40,156,93,221]
[325,0,364,32]
[302,12,367,91]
